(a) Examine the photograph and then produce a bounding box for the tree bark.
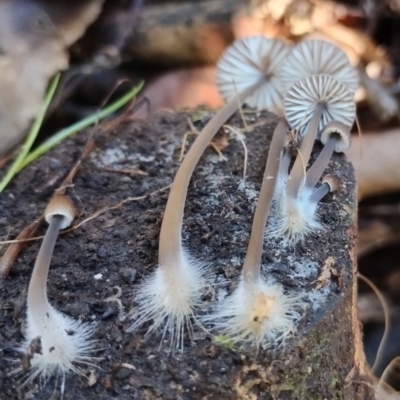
[0,108,373,399]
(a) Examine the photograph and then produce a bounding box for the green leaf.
[17,80,144,172]
[0,73,61,193]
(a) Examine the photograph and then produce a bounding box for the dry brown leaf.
[344,365,356,388]
[136,66,222,119]
[313,256,336,290]
[0,0,104,155]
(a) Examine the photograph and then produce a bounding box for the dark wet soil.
[0,109,359,399]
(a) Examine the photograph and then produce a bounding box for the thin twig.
[0,137,95,278]
[0,185,171,246]
[233,80,249,131]
[183,118,226,161]
[358,273,390,374]
[0,220,43,278]
[59,137,96,194]
[63,185,170,233]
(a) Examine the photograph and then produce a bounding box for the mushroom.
[204,120,304,347]
[268,39,358,244]
[129,35,291,349]
[279,39,359,101]
[271,74,355,244]
[304,121,350,191]
[217,36,290,114]
[18,195,96,394]
[309,174,341,204]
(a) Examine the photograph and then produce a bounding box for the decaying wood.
[0,108,373,399]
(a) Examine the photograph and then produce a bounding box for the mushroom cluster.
[130,36,358,348]
[129,35,293,349]
[11,35,358,395]
[271,40,358,244]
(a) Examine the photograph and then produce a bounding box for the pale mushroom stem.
[242,119,289,284]
[277,145,292,185]
[27,215,63,318]
[304,137,336,191]
[159,83,259,267]
[309,183,330,203]
[274,145,292,200]
[285,104,324,199]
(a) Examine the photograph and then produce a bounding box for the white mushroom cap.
[283,74,356,135]
[216,36,290,113]
[280,39,359,94]
[322,174,341,193]
[320,121,351,152]
[45,194,76,229]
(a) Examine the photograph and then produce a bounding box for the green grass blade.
[17,80,144,172]
[0,73,61,193]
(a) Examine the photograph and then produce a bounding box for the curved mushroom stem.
[304,137,336,191]
[27,215,63,319]
[159,82,259,268]
[285,104,324,200]
[242,119,289,284]
[309,183,331,203]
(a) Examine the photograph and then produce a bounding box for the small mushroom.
[271,74,355,244]
[309,174,341,203]
[17,195,96,394]
[284,74,355,138]
[279,39,359,96]
[217,36,290,113]
[204,120,304,347]
[28,195,75,314]
[284,74,354,205]
[304,121,350,190]
[129,35,290,350]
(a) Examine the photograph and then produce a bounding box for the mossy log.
[0,108,374,399]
